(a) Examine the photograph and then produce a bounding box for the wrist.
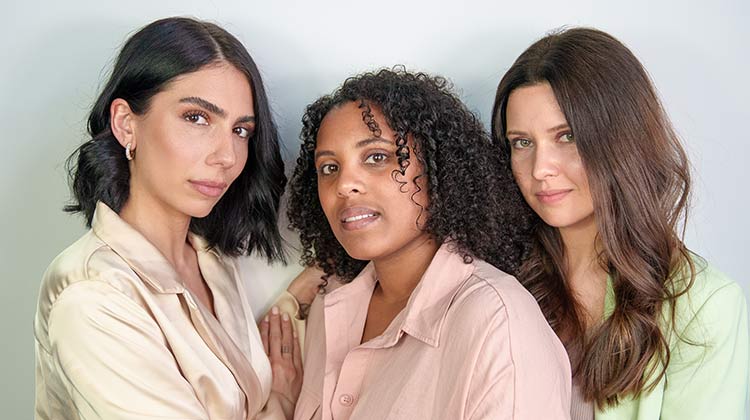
[271,390,296,419]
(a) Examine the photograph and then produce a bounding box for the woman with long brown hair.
[492,27,748,419]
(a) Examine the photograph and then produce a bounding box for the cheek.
[140,127,193,176]
[229,143,250,181]
[316,180,337,223]
[510,159,532,194]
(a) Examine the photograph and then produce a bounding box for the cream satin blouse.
[34,202,292,420]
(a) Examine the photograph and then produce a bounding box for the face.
[128,63,254,219]
[505,82,595,232]
[315,101,431,262]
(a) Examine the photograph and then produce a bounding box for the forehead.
[316,101,395,150]
[506,83,566,128]
[156,63,255,113]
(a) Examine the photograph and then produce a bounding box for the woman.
[34,17,313,420]
[491,28,749,419]
[286,68,571,419]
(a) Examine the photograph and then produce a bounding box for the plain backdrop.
[1,0,748,417]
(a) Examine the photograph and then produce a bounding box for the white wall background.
[1,0,747,417]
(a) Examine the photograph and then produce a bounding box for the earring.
[125,143,134,161]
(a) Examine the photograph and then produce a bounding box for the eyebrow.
[314,137,393,160]
[506,123,570,137]
[179,96,256,124]
[356,137,393,148]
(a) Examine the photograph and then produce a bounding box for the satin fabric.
[34,202,289,419]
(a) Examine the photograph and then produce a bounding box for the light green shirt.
[596,261,749,420]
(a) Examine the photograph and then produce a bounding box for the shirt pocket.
[294,388,321,420]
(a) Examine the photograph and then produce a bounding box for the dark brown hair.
[491,27,694,407]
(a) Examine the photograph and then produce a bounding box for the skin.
[314,101,439,343]
[111,62,255,314]
[109,62,302,406]
[505,83,607,324]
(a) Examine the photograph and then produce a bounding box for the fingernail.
[271,306,279,315]
[263,315,269,323]
[282,312,289,321]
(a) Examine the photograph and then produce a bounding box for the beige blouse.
[295,244,572,420]
[34,202,294,420]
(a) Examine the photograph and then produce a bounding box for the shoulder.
[446,258,562,347]
[35,231,148,349]
[452,258,549,323]
[40,231,143,301]
[668,256,747,345]
[672,257,746,325]
[449,259,572,412]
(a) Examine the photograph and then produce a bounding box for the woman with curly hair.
[286,68,571,419]
[492,28,749,419]
[34,17,319,420]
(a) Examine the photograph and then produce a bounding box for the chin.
[338,240,384,262]
[182,201,218,219]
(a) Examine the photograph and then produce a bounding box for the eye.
[234,126,253,139]
[184,111,209,126]
[319,163,339,176]
[364,152,388,165]
[559,132,575,143]
[510,138,533,149]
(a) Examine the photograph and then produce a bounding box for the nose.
[335,165,365,198]
[531,142,560,181]
[207,131,238,169]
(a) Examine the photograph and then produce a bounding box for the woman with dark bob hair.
[492,28,748,419]
[287,68,571,419]
[34,17,318,420]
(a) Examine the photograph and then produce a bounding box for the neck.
[119,187,192,269]
[558,215,600,275]
[372,235,440,303]
[558,215,609,326]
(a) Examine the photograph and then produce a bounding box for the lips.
[338,206,381,231]
[535,189,572,204]
[189,180,228,198]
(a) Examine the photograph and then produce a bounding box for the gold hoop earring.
[125,143,134,161]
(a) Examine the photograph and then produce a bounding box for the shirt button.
[339,394,354,406]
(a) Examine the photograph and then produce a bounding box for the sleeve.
[273,290,307,355]
[465,303,572,420]
[46,280,209,420]
[660,282,749,419]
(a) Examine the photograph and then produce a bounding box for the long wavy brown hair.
[491,27,695,407]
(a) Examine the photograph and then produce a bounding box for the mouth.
[535,189,572,204]
[189,180,228,198]
[339,206,381,231]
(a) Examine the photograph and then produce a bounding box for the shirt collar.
[91,201,220,294]
[326,242,475,348]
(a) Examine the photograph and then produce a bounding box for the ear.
[110,98,137,150]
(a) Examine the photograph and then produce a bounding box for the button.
[339,394,354,406]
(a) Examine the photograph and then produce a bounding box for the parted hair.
[65,17,286,261]
[492,27,695,407]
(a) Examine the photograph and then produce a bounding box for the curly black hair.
[288,67,533,283]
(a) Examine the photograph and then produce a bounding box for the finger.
[280,312,293,360]
[269,306,282,359]
[260,315,270,355]
[293,330,302,373]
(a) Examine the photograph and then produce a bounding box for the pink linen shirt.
[295,244,571,420]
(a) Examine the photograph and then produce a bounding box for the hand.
[286,265,325,308]
[260,306,302,406]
